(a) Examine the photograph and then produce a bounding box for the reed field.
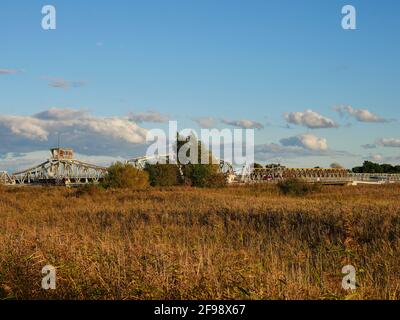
[0,184,399,300]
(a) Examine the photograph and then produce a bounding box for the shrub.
[74,183,104,197]
[253,163,264,169]
[182,164,220,188]
[204,172,227,188]
[277,178,320,196]
[330,162,344,169]
[102,162,149,189]
[145,163,181,187]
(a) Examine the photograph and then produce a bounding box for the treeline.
[144,162,226,188]
[352,161,400,174]
[101,134,227,190]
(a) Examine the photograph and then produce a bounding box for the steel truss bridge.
[11,159,107,186]
[126,153,235,177]
[0,171,14,185]
[0,150,235,187]
[1,148,108,186]
[239,166,400,185]
[1,149,399,186]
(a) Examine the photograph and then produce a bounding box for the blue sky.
[1,0,399,171]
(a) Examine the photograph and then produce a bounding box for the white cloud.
[0,69,18,75]
[378,138,400,148]
[335,105,388,123]
[254,133,352,166]
[221,119,264,129]
[193,117,215,128]
[284,109,337,129]
[280,134,328,151]
[364,153,400,165]
[370,154,384,162]
[255,143,320,158]
[1,115,49,141]
[127,111,170,123]
[0,108,148,156]
[254,143,351,166]
[34,108,89,120]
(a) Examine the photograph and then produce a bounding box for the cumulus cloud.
[284,110,337,129]
[363,153,400,165]
[0,115,49,141]
[193,117,215,128]
[367,154,384,162]
[127,111,170,123]
[254,144,350,163]
[334,105,388,123]
[0,108,148,157]
[221,119,264,130]
[46,77,86,89]
[255,143,321,158]
[34,108,89,121]
[378,138,400,148]
[280,134,328,151]
[254,133,352,165]
[0,69,18,75]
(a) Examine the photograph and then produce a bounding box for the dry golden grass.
[0,184,399,300]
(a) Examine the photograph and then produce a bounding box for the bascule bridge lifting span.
[2,148,107,186]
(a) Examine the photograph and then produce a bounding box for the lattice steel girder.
[11,159,108,185]
[0,171,14,185]
[246,167,400,183]
[127,154,234,175]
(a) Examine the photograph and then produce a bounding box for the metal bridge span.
[0,149,234,186]
[240,167,400,185]
[1,148,107,186]
[1,149,400,186]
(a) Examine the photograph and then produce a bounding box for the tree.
[330,162,344,169]
[145,163,181,187]
[277,178,320,196]
[266,163,282,169]
[352,161,400,174]
[102,162,149,189]
[176,133,226,188]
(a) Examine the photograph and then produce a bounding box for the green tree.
[330,162,344,169]
[102,162,149,189]
[352,161,400,174]
[145,163,181,187]
[176,133,225,188]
